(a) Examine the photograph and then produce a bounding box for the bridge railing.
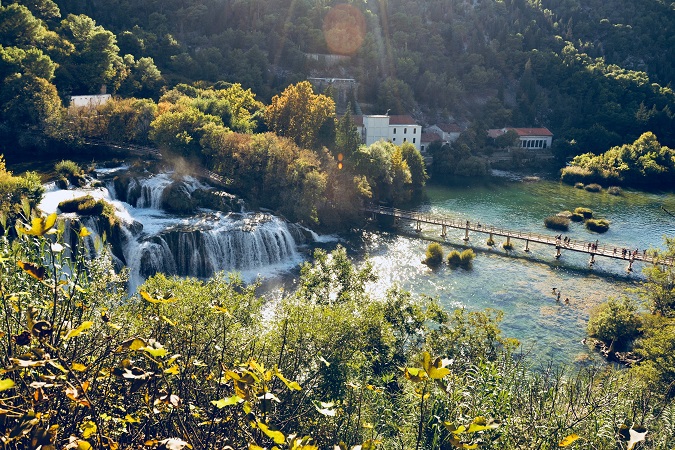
[364,205,674,266]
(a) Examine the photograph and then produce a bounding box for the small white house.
[353,114,422,151]
[69,94,112,109]
[487,127,553,149]
[426,123,462,143]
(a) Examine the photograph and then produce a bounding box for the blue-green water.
[347,177,675,365]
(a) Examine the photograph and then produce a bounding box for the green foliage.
[447,249,461,267]
[584,183,603,192]
[264,81,335,150]
[459,249,475,268]
[640,237,675,317]
[424,243,444,267]
[586,218,610,233]
[574,207,594,219]
[544,215,570,231]
[562,133,675,188]
[587,297,641,348]
[0,156,44,233]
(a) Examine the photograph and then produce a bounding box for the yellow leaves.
[211,395,244,408]
[273,365,301,391]
[256,420,285,445]
[163,365,180,375]
[139,290,175,304]
[17,261,45,281]
[403,367,427,383]
[18,213,57,236]
[140,342,167,358]
[79,420,96,439]
[0,378,15,391]
[444,417,500,449]
[559,434,581,447]
[124,414,140,423]
[79,227,91,238]
[422,351,451,380]
[116,338,147,352]
[64,321,94,340]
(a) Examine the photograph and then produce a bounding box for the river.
[342,174,675,365]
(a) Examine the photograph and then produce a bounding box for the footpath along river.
[343,174,675,364]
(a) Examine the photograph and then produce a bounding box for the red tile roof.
[421,132,442,143]
[387,115,417,125]
[349,114,419,126]
[487,127,553,138]
[437,123,461,133]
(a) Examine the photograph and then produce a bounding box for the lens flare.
[323,4,366,56]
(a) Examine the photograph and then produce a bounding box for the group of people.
[615,248,643,259]
[555,235,573,246]
[551,287,570,304]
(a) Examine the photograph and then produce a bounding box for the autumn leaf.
[17,261,45,280]
[18,213,57,236]
[64,321,94,340]
[559,434,581,447]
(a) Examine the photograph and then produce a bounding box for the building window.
[404,128,407,134]
[413,138,416,143]
[543,141,547,149]
[392,138,396,142]
[403,138,407,142]
[413,128,417,134]
[393,128,396,134]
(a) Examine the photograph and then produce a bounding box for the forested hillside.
[1,0,674,161]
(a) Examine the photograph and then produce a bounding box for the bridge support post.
[416,220,421,232]
[524,239,530,252]
[627,257,634,272]
[555,246,561,259]
[464,223,470,241]
[441,225,447,238]
[589,253,595,265]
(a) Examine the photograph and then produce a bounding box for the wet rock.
[160,181,195,215]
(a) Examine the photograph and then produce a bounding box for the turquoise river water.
[343,175,675,365]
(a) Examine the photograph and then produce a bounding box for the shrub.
[557,210,573,218]
[58,195,118,227]
[544,215,570,231]
[607,186,622,196]
[574,207,593,219]
[584,183,602,192]
[55,159,83,178]
[574,182,585,189]
[570,213,584,222]
[424,242,444,267]
[586,218,610,233]
[459,249,475,268]
[447,249,461,267]
[587,297,640,349]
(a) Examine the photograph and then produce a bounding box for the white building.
[487,127,553,149]
[426,123,462,143]
[69,94,112,108]
[353,114,422,151]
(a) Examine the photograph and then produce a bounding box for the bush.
[55,160,83,178]
[574,207,593,219]
[557,210,573,218]
[574,182,585,189]
[544,215,570,231]
[424,242,444,267]
[459,249,475,268]
[584,183,602,192]
[446,249,461,267]
[607,186,622,196]
[58,195,104,215]
[570,213,584,222]
[586,218,610,233]
[587,297,641,349]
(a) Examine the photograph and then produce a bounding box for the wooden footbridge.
[365,205,674,270]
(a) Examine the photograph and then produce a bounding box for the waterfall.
[40,169,312,292]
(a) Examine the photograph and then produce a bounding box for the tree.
[400,142,427,192]
[55,14,126,94]
[335,107,361,159]
[640,237,675,317]
[264,81,335,150]
[587,297,641,350]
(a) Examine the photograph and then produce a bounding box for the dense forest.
[1,0,674,163]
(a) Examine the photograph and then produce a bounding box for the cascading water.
[39,168,311,292]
